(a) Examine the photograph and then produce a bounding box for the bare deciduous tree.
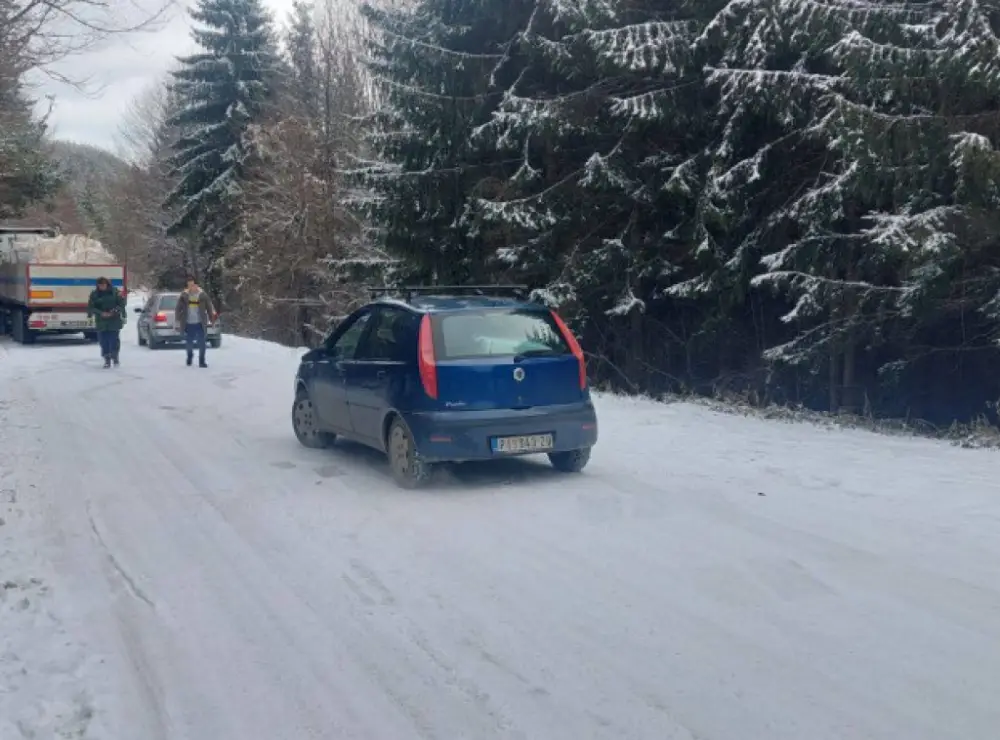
[1,0,171,83]
[1,0,173,222]
[220,0,384,346]
[105,77,197,286]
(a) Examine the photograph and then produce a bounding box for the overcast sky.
[30,0,298,154]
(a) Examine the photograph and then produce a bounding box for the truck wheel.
[11,309,34,344]
[84,332,98,343]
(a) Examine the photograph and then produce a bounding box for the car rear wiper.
[513,348,561,362]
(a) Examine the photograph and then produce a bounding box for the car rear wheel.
[137,330,146,346]
[548,448,592,473]
[387,418,432,489]
[292,389,334,449]
[210,336,221,349]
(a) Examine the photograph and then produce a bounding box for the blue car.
[292,286,599,487]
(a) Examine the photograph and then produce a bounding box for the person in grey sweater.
[174,275,217,368]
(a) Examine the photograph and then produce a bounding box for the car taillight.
[550,310,587,390]
[418,314,438,399]
[154,312,167,323]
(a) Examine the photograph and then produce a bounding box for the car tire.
[548,448,592,473]
[292,388,334,449]
[210,336,221,348]
[387,417,432,489]
[137,330,146,346]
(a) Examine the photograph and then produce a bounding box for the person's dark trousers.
[185,323,207,366]
[97,330,120,363]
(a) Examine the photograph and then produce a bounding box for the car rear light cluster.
[550,310,587,390]
[154,312,168,323]
[418,314,438,399]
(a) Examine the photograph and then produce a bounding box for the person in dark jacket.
[87,277,126,367]
[174,275,217,368]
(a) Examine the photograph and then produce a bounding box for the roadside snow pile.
[0,383,105,739]
[618,389,1000,450]
[20,234,117,264]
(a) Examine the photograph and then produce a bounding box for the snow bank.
[18,234,118,264]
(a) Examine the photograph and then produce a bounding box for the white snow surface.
[5,234,118,264]
[2,293,1000,739]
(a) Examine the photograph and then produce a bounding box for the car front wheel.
[548,448,592,473]
[292,389,334,449]
[387,418,432,489]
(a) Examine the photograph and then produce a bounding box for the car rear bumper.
[404,401,598,463]
[150,326,221,342]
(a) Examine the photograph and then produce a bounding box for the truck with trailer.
[0,227,128,344]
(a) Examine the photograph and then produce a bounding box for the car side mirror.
[133,307,143,313]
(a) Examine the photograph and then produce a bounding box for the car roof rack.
[368,284,529,302]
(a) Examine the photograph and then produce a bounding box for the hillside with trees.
[9,141,129,236]
[7,0,1000,426]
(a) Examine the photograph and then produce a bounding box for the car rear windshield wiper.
[513,348,563,361]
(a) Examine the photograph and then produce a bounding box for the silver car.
[135,291,222,349]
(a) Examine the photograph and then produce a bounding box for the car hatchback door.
[431,308,584,410]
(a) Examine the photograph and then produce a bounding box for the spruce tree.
[286,1,319,119]
[165,0,281,292]
[470,0,721,381]
[0,78,59,218]
[709,0,1000,414]
[359,0,536,283]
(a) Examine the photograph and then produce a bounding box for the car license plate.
[38,315,93,329]
[491,434,554,454]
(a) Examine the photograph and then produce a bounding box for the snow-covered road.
[2,316,1000,739]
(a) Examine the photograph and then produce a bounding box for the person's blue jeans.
[185,323,206,363]
[97,330,120,359]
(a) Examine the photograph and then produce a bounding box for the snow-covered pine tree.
[0,74,59,218]
[358,0,536,283]
[287,1,319,119]
[820,0,1000,417]
[470,0,721,385]
[692,0,925,412]
[706,0,1000,416]
[165,0,282,294]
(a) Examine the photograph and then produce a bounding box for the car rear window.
[157,295,179,310]
[434,309,570,360]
